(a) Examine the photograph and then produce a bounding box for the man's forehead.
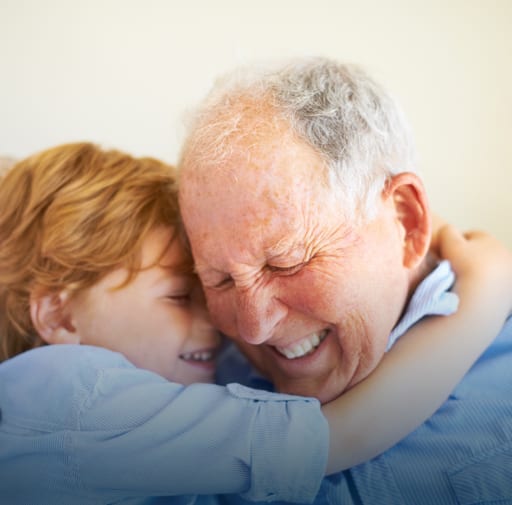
[179,110,339,263]
[182,144,329,206]
[181,100,330,184]
[186,170,319,241]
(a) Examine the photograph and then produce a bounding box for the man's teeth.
[180,350,215,362]
[275,330,328,360]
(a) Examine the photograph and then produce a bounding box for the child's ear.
[383,172,432,269]
[30,291,79,345]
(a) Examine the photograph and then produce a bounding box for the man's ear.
[29,291,79,345]
[383,172,431,269]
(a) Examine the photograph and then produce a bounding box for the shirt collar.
[386,260,459,350]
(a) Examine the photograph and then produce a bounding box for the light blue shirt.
[0,345,328,504]
[218,261,512,504]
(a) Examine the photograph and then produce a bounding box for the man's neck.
[406,252,439,306]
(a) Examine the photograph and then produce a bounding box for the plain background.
[1,0,511,246]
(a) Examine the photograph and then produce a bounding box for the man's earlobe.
[29,291,79,345]
[385,173,432,269]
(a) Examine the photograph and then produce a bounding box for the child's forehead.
[142,226,194,273]
[159,259,194,276]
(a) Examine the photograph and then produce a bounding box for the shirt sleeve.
[75,365,328,503]
[0,345,327,503]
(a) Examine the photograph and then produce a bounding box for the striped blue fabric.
[386,260,459,350]
[0,345,328,504]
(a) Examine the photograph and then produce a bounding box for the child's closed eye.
[166,292,192,305]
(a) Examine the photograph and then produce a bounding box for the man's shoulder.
[452,313,512,396]
[347,315,512,504]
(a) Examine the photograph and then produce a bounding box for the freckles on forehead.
[179,123,334,264]
[182,175,302,271]
[183,153,297,223]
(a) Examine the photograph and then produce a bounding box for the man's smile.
[274,329,329,359]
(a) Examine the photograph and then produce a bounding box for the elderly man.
[179,58,512,504]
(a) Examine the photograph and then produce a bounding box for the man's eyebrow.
[193,264,225,278]
[265,239,305,260]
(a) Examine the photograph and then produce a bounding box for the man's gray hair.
[180,57,417,221]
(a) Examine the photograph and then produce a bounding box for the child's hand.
[437,224,512,312]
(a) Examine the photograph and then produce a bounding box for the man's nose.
[235,287,286,345]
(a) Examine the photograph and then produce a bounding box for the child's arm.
[0,345,330,504]
[323,225,512,474]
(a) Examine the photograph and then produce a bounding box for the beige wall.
[1,0,511,246]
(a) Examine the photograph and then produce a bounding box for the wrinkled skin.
[180,125,431,403]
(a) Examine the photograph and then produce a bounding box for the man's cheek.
[207,296,236,335]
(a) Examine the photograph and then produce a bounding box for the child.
[0,143,510,504]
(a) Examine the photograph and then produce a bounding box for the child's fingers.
[462,229,490,241]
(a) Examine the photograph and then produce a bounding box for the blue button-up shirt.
[218,261,512,504]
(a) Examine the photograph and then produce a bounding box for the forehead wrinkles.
[180,98,337,260]
[187,128,328,210]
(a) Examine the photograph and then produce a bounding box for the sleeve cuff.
[227,383,328,503]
